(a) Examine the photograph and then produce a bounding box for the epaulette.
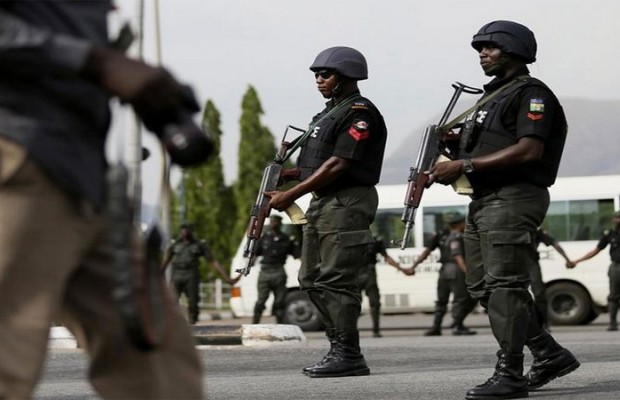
[351,101,369,111]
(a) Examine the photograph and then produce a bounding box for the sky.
[110,0,620,207]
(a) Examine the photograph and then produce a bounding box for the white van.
[230,175,620,331]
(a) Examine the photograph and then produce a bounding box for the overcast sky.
[111,0,620,206]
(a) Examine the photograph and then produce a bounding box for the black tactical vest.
[460,77,567,190]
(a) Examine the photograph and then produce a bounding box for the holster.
[106,164,166,351]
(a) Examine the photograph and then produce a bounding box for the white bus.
[230,174,620,331]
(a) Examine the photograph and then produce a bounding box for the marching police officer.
[570,211,620,331]
[430,21,579,399]
[267,46,387,378]
[359,236,402,337]
[161,223,237,324]
[404,213,478,336]
[252,215,300,324]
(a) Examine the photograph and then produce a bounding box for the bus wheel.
[283,290,322,331]
[546,282,591,325]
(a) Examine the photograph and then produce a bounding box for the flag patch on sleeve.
[529,98,545,112]
[348,120,370,141]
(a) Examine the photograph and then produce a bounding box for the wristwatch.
[462,158,475,174]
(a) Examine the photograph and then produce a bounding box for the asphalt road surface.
[35,313,620,400]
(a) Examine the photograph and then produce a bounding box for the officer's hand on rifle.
[428,159,464,185]
[277,168,301,187]
[265,190,295,212]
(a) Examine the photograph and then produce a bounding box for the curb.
[48,324,307,349]
[193,324,307,347]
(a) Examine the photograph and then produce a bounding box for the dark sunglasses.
[314,70,336,80]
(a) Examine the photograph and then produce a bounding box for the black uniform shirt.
[596,227,620,263]
[256,229,297,266]
[297,92,387,193]
[462,66,567,189]
[365,237,388,264]
[168,239,211,271]
[426,230,451,264]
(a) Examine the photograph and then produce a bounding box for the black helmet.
[471,20,537,63]
[309,46,368,80]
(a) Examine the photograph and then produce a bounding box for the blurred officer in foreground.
[359,236,402,337]
[0,2,210,398]
[252,215,300,324]
[570,211,620,331]
[403,213,478,336]
[429,20,579,399]
[162,223,238,324]
[267,46,387,378]
[532,227,575,329]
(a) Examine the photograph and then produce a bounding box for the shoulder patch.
[348,120,370,141]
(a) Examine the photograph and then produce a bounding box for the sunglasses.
[314,70,336,80]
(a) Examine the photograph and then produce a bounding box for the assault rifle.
[236,126,308,276]
[396,82,483,250]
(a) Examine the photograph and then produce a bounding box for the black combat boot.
[466,351,528,400]
[525,331,580,390]
[424,312,444,336]
[607,302,618,331]
[302,328,338,374]
[306,330,370,378]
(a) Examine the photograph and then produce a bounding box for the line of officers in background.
[162,210,620,334]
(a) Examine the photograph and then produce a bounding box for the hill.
[380,98,620,184]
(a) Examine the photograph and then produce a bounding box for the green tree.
[232,85,278,246]
[173,100,235,280]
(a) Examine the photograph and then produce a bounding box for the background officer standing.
[252,215,300,324]
[161,223,238,324]
[267,46,387,378]
[430,20,579,399]
[403,213,478,336]
[532,227,575,329]
[359,236,402,337]
[570,211,620,331]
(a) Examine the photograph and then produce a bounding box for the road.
[35,312,620,400]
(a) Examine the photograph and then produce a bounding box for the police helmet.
[180,222,194,230]
[309,46,368,80]
[471,20,537,63]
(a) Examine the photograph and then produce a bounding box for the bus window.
[372,209,403,248]
[542,198,615,241]
[422,206,468,246]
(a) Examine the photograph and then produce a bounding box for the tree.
[232,86,278,246]
[173,100,235,280]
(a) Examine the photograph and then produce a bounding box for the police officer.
[430,21,579,399]
[267,46,387,378]
[252,215,300,324]
[359,236,402,337]
[403,213,478,336]
[532,227,575,329]
[0,3,205,398]
[570,211,620,331]
[161,223,237,324]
